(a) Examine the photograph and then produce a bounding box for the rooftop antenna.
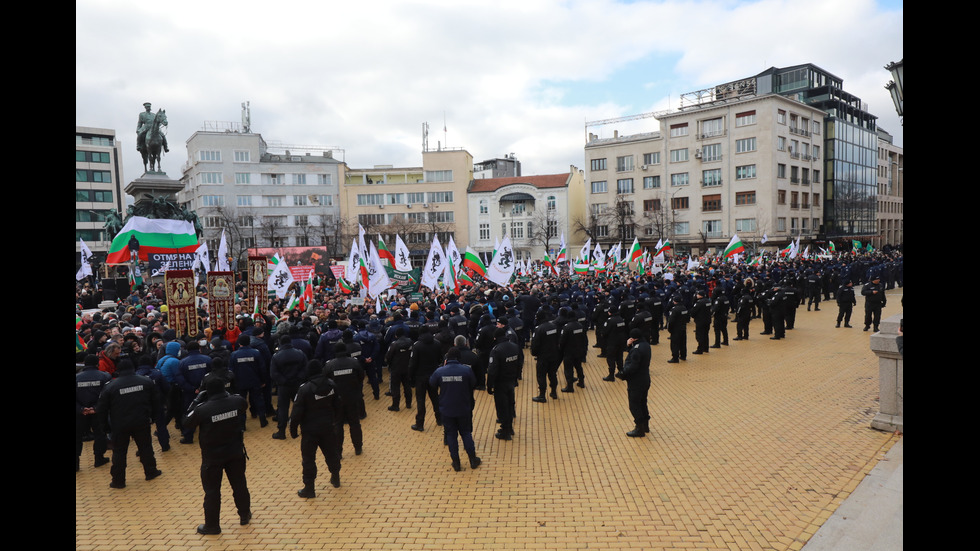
[443,111,447,147]
[422,122,429,152]
[241,101,251,133]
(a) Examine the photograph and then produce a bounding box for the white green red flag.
[573,263,589,274]
[723,234,745,258]
[338,277,353,294]
[105,216,198,264]
[462,246,487,277]
[377,237,395,267]
[628,237,642,262]
[557,233,567,264]
[655,239,672,256]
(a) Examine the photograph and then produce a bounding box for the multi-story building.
[76,126,125,264]
[340,148,474,261]
[177,124,344,263]
[584,63,881,254]
[466,167,587,262]
[875,129,903,247]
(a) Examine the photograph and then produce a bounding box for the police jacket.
[183,390,247,466]
[385,336,413,373]
[177,352,212,395]
[408,332,443,382]
[289,374,342,436]
[603,315,628,351]
[710,294,731,319]
[530,320,561,361]
[691,297,712,326]
[861,283,886,307]
[622,340,651,387]
[323,355,364,399]
[559,319,588,359]
[76,365,111,413]
[229,345,266,389]
[666,304,690,334]
[429,360,476,417]
[97,368,161,431]
[270,342,307,386]
[837,285,857,306]
[487,339,523,389]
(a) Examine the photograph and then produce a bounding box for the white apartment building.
[466,168,586,262]
[177,126,344,263]
[76,126,125,264]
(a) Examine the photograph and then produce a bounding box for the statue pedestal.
[870,313,903,433]
[125,172,183,203]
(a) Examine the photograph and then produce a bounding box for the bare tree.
[259,215,286,249]
[527,204,563,256]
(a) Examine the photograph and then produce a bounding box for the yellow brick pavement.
[77,288,902,550]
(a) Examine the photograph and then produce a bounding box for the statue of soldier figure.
[136,102,170,173]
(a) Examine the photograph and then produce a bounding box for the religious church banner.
[165,269,197,337]
[208,271,235,331]
[247,256,268,314]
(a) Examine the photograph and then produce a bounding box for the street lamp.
[885,59,903,122]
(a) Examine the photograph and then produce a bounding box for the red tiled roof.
[468,173,569,193]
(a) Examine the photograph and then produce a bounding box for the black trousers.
[201,455,250,528]
[389,369,413,408]
[627,382,650,426]
[110,424,157,485]
[713,317,728,345]
[493,380,516,434]
[301,430,340,486]
[337,400,363,451]
[76,412,107,463]
[563,356,584,386]
[535,358,559,393]
[670,331,686,360]
[414,376,440,428]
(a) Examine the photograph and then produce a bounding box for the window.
[294,215,309,227]
[235,173,251,184]
[791,218,798,232]
[735,165,757,180]
[479,199,488,214]
[777,218,786,231]
[267,173,285,185]
[358,214,385,226]
[406,192,425,204]
[479,223,490,240]
[202,195,224,207]
[671,173,689,187]
[199,150,221,162]
[408,212,426,224]
[428,191,454,203]
[315,195,334,206]
[802,167,810,185]
[791,166,799,183]
[616,178,634,194]
[702,194,721,212]
[547,196,556,211]
[735,137,757,153]
[75,209,110,222]
[616,156,634,172]
[293,174,307,185]
[643,199,661,212]
[670,123,688,137]
[812,120,821,135]
[802,192,810,209]
[234,150,250,162]
[511,201,526,215]
[791,191,799,208]
[317,174,332,186]
[778,164,787,179]
[295,235,310,247]
[596,225,609,238]
[75,189,114,202]
[620,225,635,239]
[812,145,820,160]
[547,219,558,238]
[590,203,607,215]
[384,193,403,205]
[265,195,284,207]
[736,218,757,232]
[703,220,722,238]
[643,152,660,165]
[238,215,254,227]
[813,193,820,206]
[777,136,786,151]
[76,170,112,183]
[778,190,786,205]
[425,170,453,183]
[670,148,689,163]
[702,169,722,187]
[200,172,223,184]
[527,221,534,238]
[643,176,660,189]
[777,110,786,125]
[293,195,308,206]
[590,158,607,171]
[510,221,524,239]
[591,180,607,194]
[674,222,690,235]
[671,197,689,210]
[237,195,253,207]
[735,191,756,205]
[76,151,110,163]
[356,193,384,206]
[735,110,756,126]
[802,218,809,231]
[700,117,724,137]
[429,211,455,223]
[813,170,820,183]
[702,143,721,162]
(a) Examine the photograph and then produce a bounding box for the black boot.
[531,392,546,403]
[298,485,316,498]
[626,425,645,437]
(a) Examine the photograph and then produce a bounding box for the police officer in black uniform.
[691,289,711,355]
[96,358,163,489]
[617,329,651,437]
[710,287,731,348]
[559,308,588,392]
[291,359,343,497]
[530,310,561,402]
[184,378,251,535]
[602,306,628,380]
[487,328,523,440]
[666,296,689,363]
[836,280,857,328]
[77,355,111,471]
[862,276,887,332]
[324,343,365,455]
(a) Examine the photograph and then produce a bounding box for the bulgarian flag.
[573,262,589,274]
[655,239,672,256]
[829,241,836,253]
[447,256,460,294]
[628,237,642,262]
[377,237,395,266]
[285,290,300,311]
[557,233,567,264]
[723,234,745,258]
[779,244,792,257]
[459,271,476,287]
[105,216,198,264]
[749,255,763,266]
[462,246,487,277]
[358,255,370,289]
[542,252,556,274]
[299,274,314,310]
[338,277,353,295]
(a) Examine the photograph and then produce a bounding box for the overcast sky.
[77,0,903,184]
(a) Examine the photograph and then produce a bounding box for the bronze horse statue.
[141,109,168,173]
